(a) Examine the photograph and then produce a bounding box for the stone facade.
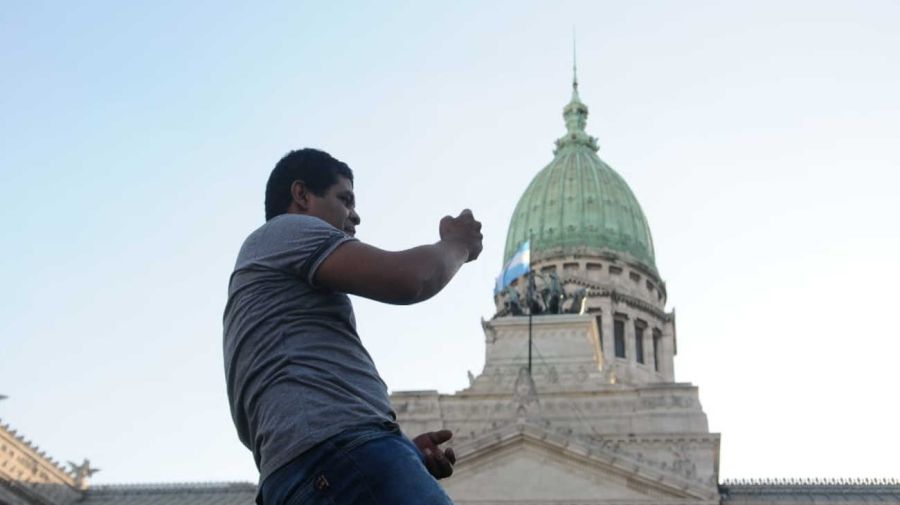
[493,254,675,384]
[391,257,720,504]
[0,420,82,505]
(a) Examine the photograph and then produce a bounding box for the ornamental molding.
[452,421,719,502]
[529,250,662,286]
[581,436,713,486]
[722,477,900,489]
[432,379,703,405]
[0,419,78,488]
[422,392,705,422]
[553,132,599,154]
[453,501,717,505]
[609,290,671,322]
[87,481,258,493]
[493,279,671,322]
[719,478,900,503]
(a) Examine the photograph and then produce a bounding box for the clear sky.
[2,0,899,484]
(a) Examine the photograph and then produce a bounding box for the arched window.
[652,329,662,372]
[635,321,646,364]
[595,316,603,352]
[614,319,626,358]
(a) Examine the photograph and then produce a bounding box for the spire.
[563,27,587,134]
[572,27,580,100]
[555,31,599,154]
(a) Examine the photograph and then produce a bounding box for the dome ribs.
[501,87,657,274]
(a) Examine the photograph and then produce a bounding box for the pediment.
[444,422,718,504]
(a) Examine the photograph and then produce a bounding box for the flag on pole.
[494,240,530,294]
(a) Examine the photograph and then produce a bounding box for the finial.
[555,29,598,153]
[572,27,579,96]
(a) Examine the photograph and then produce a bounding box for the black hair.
[264,148,354,221]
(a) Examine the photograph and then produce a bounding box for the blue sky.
[2,1,899,483]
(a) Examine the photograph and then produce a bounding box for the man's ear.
[290,180,312,212]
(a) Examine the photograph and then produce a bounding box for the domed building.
[392,73,718,504]
[389,74,900,505]
[496,71,673,386]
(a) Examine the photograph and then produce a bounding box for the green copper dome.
[503,80,657,273]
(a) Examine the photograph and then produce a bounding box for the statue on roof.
[567,287,588,314]
[543,271,565,314]
[527,273,544,314]
[504,286,524,316]
[68,458,100,490]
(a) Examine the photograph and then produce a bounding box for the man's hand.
[440,209,483,262]
[412,430,457,480]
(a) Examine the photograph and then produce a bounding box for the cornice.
[527,251,665,290]
[605,290,669,322]
[452,501,715,505]
[438,379,701,399]
[87,481,257,494]
[455,421,719,501]
[722,477,900,491]
[0,419,75,485]
[492,282,672,322]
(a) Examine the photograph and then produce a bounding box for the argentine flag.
[494,240,530,294]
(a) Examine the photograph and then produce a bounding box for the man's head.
[265,149,360,235]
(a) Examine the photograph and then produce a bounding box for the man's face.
[308,176,360,236]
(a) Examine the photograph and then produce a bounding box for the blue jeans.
[261,423,455,505]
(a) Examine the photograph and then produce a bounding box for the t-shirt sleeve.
[247,215,357,287]
[303,227,356,287]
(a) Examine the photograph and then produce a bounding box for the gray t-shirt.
[223,214,395,485]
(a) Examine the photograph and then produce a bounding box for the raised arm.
[314,210,483,304]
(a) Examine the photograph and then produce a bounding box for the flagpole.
[528,271,533,374]
[527,233,534,375]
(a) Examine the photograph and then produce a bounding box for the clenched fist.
[439,209,483,262]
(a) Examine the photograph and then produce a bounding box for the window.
[595,316,603,351]
[609,266,623,275]
[614,319,626,358]
[635,324,645,364]
[652,329,662,372]
[629,272,641,283]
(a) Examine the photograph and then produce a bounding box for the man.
[224,148,483,505]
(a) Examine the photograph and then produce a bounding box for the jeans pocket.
[285,457,355,505]
[284,481,314,505]
[285,474,333,505]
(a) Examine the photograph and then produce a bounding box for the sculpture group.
[502,271,587,316]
